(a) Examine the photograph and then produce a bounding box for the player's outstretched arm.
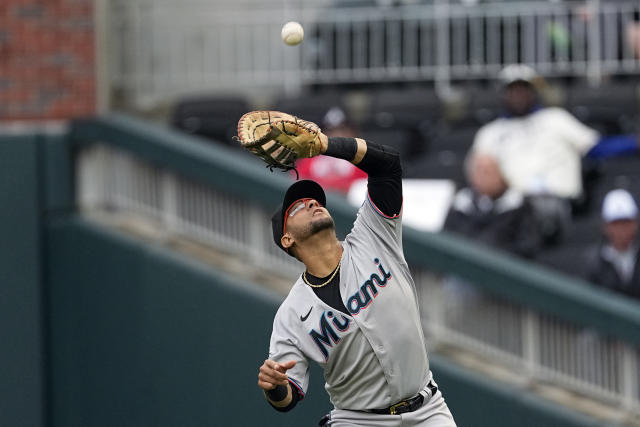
[258,359,300,412]
[319,133,368,164]
[321,135,403,218]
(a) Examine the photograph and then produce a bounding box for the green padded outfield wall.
[45,217,602,427]
[0,120,612,427]
[0,136,46,427]
[46,217,332,427]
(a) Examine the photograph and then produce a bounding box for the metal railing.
[72,115,640,422]
[106,0,640,108]
[417,272,640,413]
[77,144,301,278]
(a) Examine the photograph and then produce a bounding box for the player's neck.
[299,234,343,277]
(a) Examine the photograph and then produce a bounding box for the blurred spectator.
[294,107,367,194]
[444,154,540,258]
[469,64,638,244]
[584,189,640,300]
[626,10,640,60]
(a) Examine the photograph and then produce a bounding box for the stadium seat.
[588,155,640,207]
[404,150,466,185]
[567,83,640,134]
[427,126,477,154]
[367,87,442,131]
[564,214,603,247]
[171,96,250,146]
[535,244,591,278]
[466,86,502,126]
[273,92,346,126]
[359,126,414,159]
[596,154,640,177]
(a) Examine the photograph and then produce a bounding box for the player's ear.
[281,233,295,250]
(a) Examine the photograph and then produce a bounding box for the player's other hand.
[258,359,296,391]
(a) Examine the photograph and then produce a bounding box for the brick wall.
[0,0,95,120]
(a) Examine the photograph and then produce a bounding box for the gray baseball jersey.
[268,196,430,410]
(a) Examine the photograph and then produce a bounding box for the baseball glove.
[236,111,324,172]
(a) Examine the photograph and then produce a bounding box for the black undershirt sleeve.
[357,142,402,217]
[325,137,402,217]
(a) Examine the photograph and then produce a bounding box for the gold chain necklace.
[302,260,341,288]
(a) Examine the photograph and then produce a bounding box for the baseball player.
[251,122,457,426]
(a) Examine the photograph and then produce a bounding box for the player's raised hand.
[258,359,296,391]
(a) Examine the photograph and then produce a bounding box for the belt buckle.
[389,400,408,415]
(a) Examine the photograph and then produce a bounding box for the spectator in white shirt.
[469,64,638,244]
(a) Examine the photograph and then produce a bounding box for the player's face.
[284,198,334,239]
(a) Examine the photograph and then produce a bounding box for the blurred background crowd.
[154,0,640,302]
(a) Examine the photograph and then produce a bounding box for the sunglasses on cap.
[287,198,312,218]
[283,198,324,234]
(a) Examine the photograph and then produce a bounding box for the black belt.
[369,381,438,415]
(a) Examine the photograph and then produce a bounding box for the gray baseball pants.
[326,380,456,427]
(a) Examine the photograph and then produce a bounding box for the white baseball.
[281,21,304,46]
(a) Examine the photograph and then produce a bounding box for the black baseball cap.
[271,180,326,254]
